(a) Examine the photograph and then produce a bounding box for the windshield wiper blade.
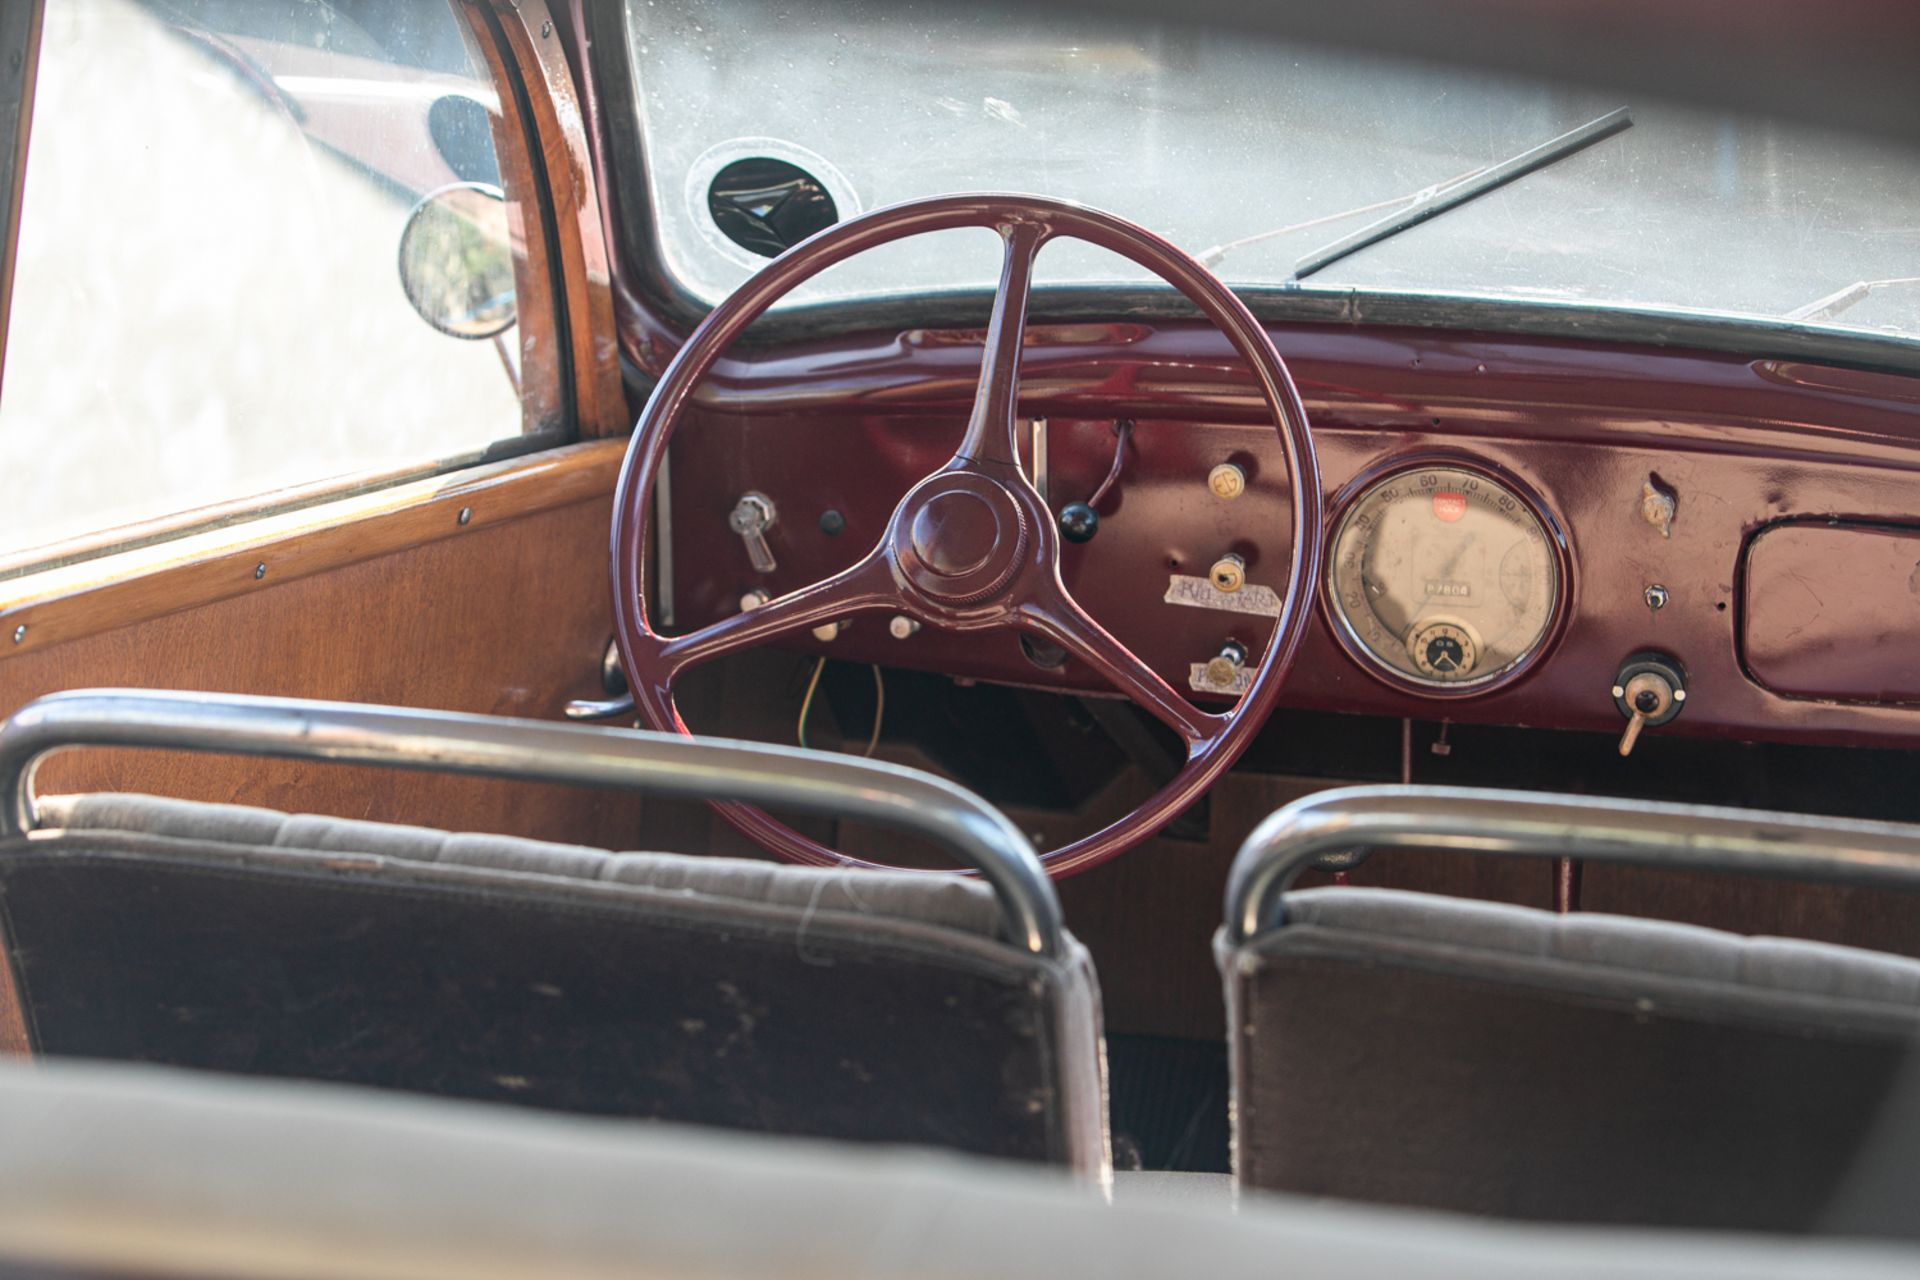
[1291,105,1634,283]
[1786,277,1920,322]
[1195,164,1485,268]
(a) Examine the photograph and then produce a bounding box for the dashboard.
[658,317,1920,752]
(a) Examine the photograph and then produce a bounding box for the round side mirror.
[397,182,517,339]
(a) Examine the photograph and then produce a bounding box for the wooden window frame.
[0,0,628,651]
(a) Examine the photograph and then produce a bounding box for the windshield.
[622,0,1920,345]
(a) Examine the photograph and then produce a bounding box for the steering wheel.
[611,194,1323,877]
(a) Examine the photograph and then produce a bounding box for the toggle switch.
[1612,652,1687,756]
[728,492,778,573]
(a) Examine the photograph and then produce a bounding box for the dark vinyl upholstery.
[0,794,1106,1171]
[1221,886,1920,1234]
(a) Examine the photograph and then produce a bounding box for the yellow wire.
[797,655,827,750]
[865,664,885,757]
[796,657,886,757]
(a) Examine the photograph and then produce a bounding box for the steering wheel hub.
[893,474,1028,605]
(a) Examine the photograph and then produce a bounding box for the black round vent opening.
[707,157,838,258]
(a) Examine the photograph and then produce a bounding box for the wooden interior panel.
[0,494,649,850]
[0,945,23,1054]
[0,442,626,654]
[1582,863,1920,962]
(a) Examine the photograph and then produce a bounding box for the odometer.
[1327,464,1561,691]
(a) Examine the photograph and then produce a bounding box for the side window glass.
[0,0,551,565]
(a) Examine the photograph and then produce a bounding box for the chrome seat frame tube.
[0,688,1063,958]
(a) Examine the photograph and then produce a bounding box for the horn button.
[892,474,1029,605]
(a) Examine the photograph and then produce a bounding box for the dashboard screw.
[1644,583,1669,611]
[254,563,267,580]
[10,625,23,644]
[458,507,472,526]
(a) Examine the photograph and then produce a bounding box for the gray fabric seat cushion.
[1274,886,1920,1032]
[3,1059,1918,1280]
[38,792,1006,938]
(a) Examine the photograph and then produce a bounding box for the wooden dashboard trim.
[0,440,627,655]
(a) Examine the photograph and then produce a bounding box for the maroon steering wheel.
[611,194,1323,877]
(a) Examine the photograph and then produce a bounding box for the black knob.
[1058,502,1098,543]
[1632,688,1661,714]
[819,509,846,536]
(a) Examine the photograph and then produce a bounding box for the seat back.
[0,690,1104,1171]
[1219,785,1920,1233]
[6,1059,1920,1280]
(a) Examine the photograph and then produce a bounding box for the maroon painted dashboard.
[658,318,1920,749]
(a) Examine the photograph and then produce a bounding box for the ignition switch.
[1209,553,1247,594]
[1611,651,1687,756]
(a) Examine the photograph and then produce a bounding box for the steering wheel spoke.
[954,220,1049,473]
[1021,589,1223,750]
[656,549,898,676]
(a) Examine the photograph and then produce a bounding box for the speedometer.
[1327,463,1562,692]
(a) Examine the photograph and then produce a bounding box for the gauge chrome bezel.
[1320,454,1572,698]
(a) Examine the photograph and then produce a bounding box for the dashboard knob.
[1207,463,1247,500]
[1058,502,1099,543]
[1209,554,1246,594]
[1205,639,1249,687]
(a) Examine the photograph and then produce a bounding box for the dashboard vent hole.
[706,157,838,258]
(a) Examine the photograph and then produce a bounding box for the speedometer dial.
[1327,464,1561,691]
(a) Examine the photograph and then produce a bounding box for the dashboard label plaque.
[1189,662,1254,697]
[1164,573,1281,618]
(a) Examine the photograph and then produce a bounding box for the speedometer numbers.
[1328,464,1561,692]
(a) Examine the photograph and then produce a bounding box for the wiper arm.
[1786,277,1920,323]
[1290,106,1634,283]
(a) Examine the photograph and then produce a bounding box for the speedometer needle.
[1434,534,1477,580]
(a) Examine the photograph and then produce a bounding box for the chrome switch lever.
[728,492,778,574]
[564,692,636,721]
[565,639,636,720]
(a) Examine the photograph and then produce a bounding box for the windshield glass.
[622,0,1920,344]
